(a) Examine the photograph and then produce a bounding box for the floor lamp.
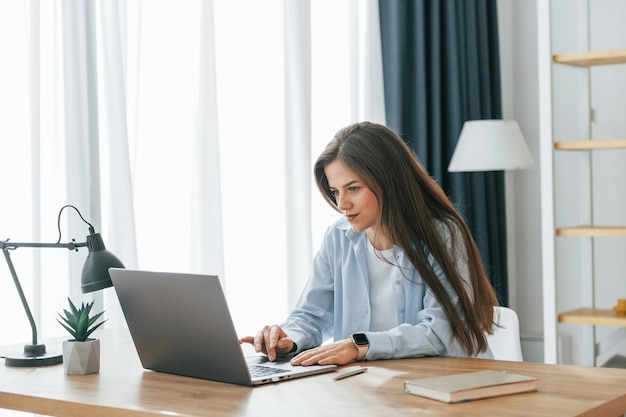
[448,119,534,308]
[1,205,124,367]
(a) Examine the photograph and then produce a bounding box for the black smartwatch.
[351,333,369,361]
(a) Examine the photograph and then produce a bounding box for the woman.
[241,121,498,366]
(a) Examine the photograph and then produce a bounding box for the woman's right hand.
[239,324,294,361]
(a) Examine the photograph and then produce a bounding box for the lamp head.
[448,119,534,172]
[81,229,124,293]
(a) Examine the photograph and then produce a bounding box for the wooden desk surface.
[1,329,626,417]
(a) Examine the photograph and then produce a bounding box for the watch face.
[353,333,368,345]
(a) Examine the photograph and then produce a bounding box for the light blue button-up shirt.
[282,217,493,360]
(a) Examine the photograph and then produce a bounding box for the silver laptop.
[108,268,337,386]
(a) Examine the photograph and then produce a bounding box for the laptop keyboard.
[249,365,290,378]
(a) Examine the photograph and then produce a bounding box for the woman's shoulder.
[431,217,460,241]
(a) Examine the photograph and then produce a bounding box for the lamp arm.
[0,239,87,346]
[1,240,87,251]
[2,248,39,346]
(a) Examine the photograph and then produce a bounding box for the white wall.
[498,0,546,363]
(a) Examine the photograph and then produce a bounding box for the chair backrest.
[486,306,524,361]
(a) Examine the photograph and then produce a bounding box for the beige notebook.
[404,370,537,403]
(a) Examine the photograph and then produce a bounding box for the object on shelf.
[612,299,626,315]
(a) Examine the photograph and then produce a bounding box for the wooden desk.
[1,329,626,417]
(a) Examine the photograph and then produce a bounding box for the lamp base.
[4,343,63,367]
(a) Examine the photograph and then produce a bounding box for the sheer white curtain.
[0,0,385,346]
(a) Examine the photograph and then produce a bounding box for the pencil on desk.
[333,367,368,381]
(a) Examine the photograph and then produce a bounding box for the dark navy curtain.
[379,0,508,305]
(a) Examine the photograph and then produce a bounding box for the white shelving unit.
[551,48,626,366]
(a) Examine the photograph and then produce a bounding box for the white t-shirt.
[367,241,399,332]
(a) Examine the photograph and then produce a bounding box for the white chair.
[486,306,524,361]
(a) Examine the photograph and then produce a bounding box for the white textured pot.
[62,338,100,375]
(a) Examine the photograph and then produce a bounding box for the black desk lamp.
[1,205,124,367]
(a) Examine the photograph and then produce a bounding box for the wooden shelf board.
[559,308,626,326]
[556,226,626,237]
[553,49,626,67]
[554,139,626,150]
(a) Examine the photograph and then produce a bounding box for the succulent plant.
[57,298,106,342]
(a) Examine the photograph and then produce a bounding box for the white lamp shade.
[448,120,534,172]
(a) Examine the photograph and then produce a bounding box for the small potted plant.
[57,297,106,375]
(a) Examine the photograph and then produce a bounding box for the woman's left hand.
[290,338,359,366]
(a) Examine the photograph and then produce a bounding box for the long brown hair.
[314,121,498,356]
